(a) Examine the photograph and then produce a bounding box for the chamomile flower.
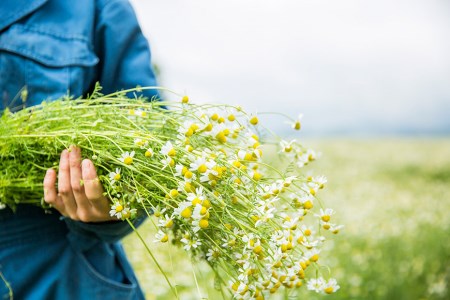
[279,140,296,154]
[120,151,135,165]
[292,114,303,130]
[154,230,169,243]
[305,248,321,262]
[158,214,174,228]
[160,156,174,168]
[329,224,344,234]
[134,138,148,149]
[181,234,202,251]
[160,141,176,157]
[119,206,136,219]
[151,205,166,217]
[189,156,207,173]
[323,278,340,294]
[307,277,326,293]
[186,187,205,205]
[315,208,335,223]
[312,175,327,189]
[109,202,124,219]
[206,248,220,261]
[108,168,121,185]
[144,147,153,157]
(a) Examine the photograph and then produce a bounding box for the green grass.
[123,138,450,299]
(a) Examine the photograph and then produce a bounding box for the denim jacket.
[0,0,159,298]
[0,0,159,111]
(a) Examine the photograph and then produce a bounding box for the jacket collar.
[0,0,48,32]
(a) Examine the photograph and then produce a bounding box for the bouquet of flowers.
[0,86,342,299]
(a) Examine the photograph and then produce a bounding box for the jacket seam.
[11,23,89,42]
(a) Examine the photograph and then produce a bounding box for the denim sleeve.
[94,0,160,100]
[63,215,146,245]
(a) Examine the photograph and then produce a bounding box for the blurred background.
[124,0,450,299]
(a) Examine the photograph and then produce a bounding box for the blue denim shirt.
[0,0,159,298]
[0,0,159,111]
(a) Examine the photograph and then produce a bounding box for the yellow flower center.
[145,150,152,157]
[197,164,207,173]
[181,207,192,218]
[250,116,259,125]
[321,215,331,222]
[168,148,176,157]
[294,121,301,130]
[211,113,219,121]
[324,287,334,294]
[300,261,307,270]
[253,172,262,181]
[303,200,313,209]
[181,95,189,103]
[216,132,227,143]
[192,198,202,206]
[124,157,133,165]
[160,234,169,243]
[184,170,193,179]
[165,219,174,228]
[200,206,207,215]
[169,189,179,197]
[204,123,213,131]
[253,245,263,254]
[202,199,211,208]
[113,173,121,181]
[199,219,209,228]
[169,159,175,167]
[115,205,123,212]
[185,128,194,137]
[122,211,131,219]
[228,114,236,121]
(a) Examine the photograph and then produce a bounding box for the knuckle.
[77,209,93,223]
[69,159,80,168]
[58,187,71,196]
[71,184,82,193]
[68,213,80,221]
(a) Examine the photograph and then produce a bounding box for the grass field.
[123,138,450,299]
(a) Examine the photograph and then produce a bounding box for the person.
[0,0,160,298]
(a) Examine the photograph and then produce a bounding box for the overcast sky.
[130,0,450,136]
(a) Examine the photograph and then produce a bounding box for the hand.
[43,146,115,222]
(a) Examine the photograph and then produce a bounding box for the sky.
[129,0,450,136]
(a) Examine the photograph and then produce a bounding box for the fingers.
[43,168,65,215]
[58,149,78,218]
[82,159,111,217]
[69,146,86,201]
[43,146,115,222]
[82,159,104,199]
[69,147,93,218]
